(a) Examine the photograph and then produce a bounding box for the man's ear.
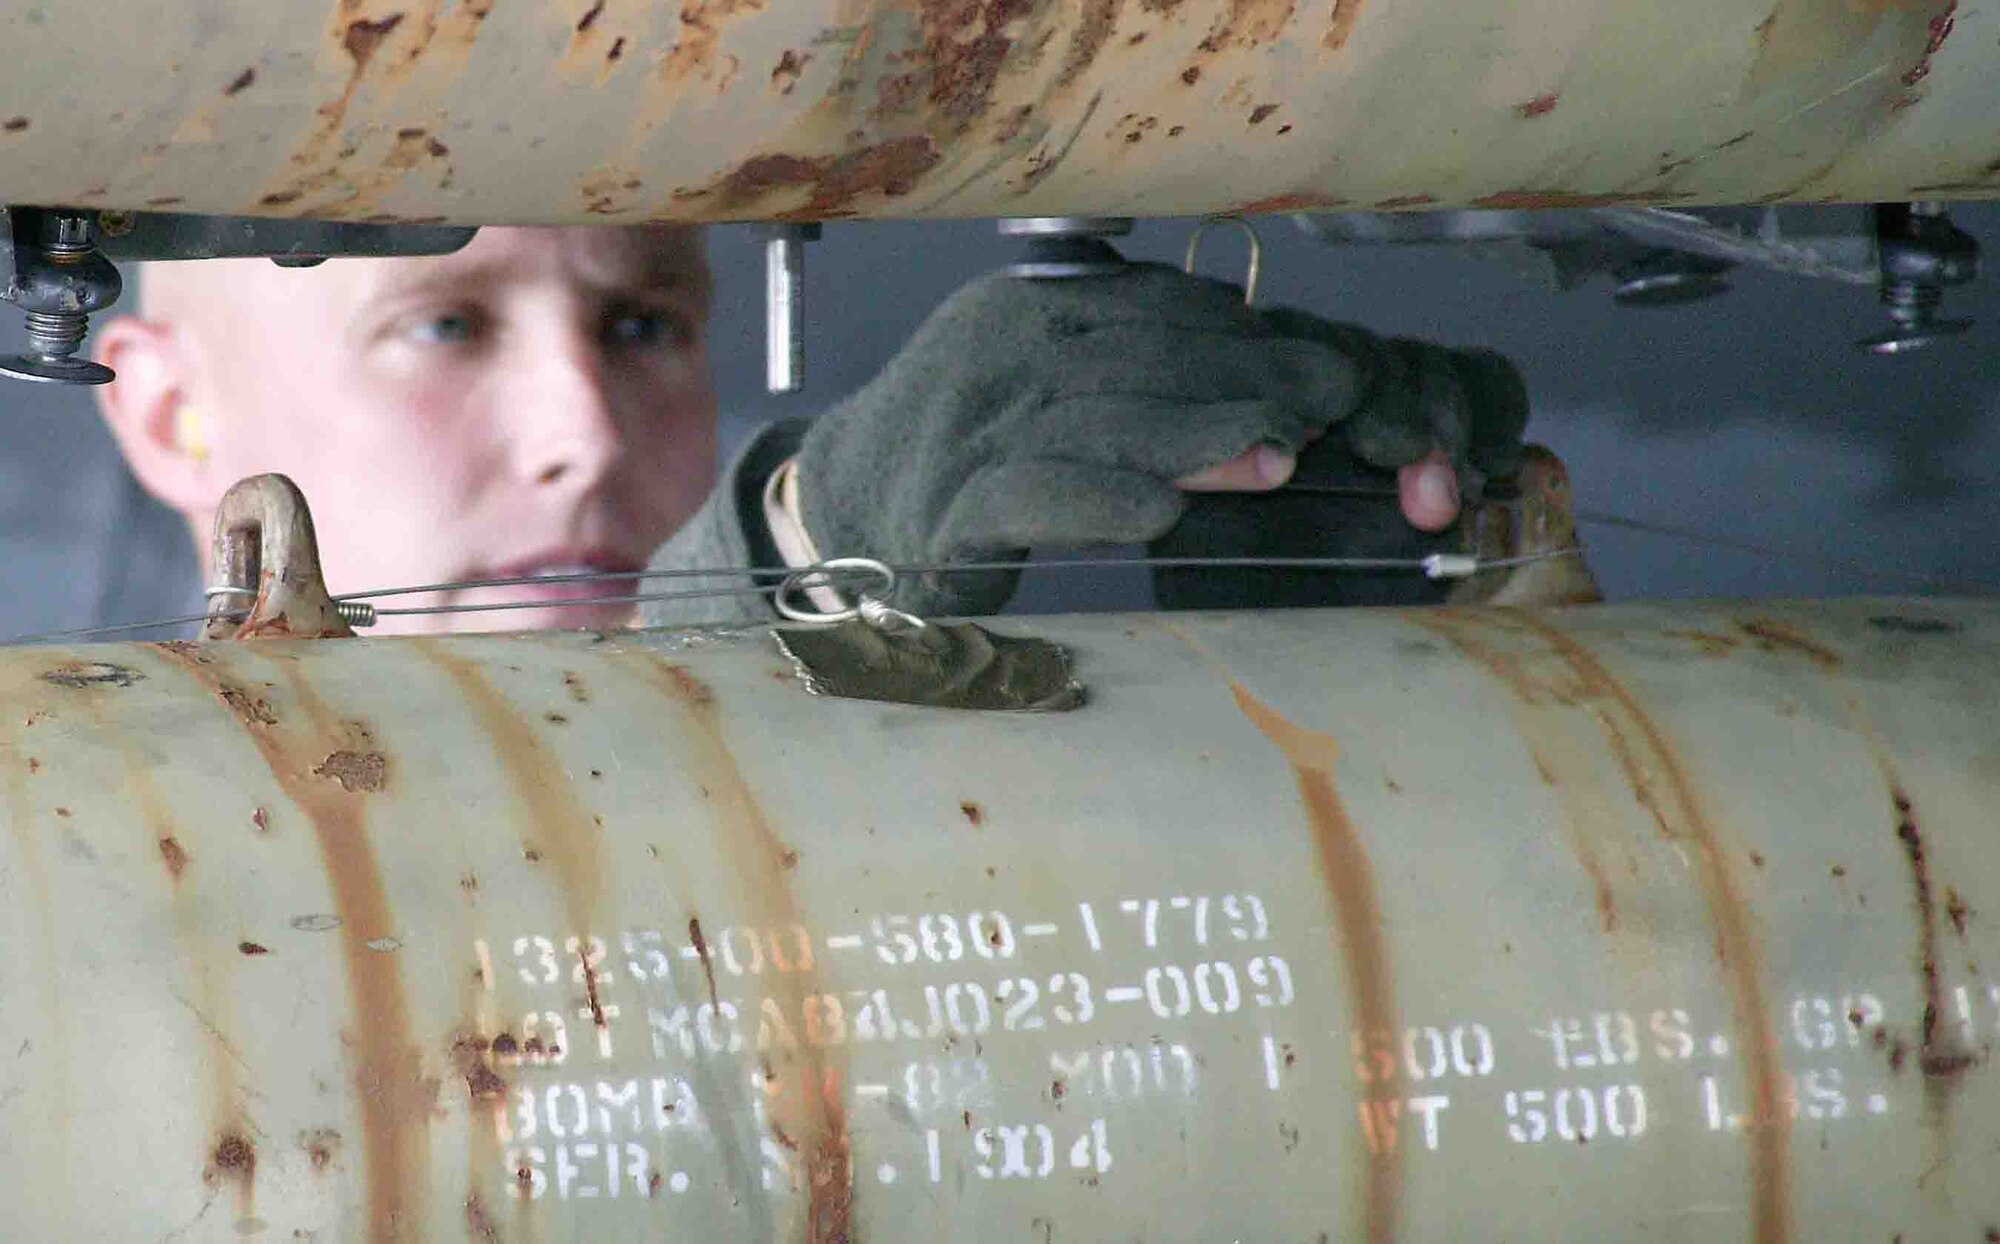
[92,315,223,514]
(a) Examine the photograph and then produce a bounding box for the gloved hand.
[1153,326,1531,611]
[792,262,1529,616]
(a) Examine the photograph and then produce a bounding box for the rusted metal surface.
[2,600,1999,1238]
[0,1,1994,224]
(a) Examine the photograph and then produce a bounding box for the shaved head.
[96,225,718,633]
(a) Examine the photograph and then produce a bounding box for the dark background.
[4,206,1995,638]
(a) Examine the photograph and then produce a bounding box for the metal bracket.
[202,474,355,641]
[0,207,122,385]
[1446,445,1603,607]
[88,211,475,264]
[768,557,1086,710]
[774,618,1087,711]
[1859,202,1979,354]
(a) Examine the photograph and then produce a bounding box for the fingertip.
[1254,444,1297,488]
[1399,455,1460,532]
[1176,445,1295,493]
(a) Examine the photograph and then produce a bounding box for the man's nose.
[509,336,624,491]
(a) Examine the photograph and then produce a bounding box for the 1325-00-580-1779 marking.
[466,893,1999,1205]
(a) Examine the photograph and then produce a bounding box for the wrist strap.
[761,456,845,613]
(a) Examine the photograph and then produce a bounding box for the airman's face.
[130,225,717,633]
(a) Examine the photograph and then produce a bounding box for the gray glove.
[1153,331,1530,611]
[794,262,1528,616]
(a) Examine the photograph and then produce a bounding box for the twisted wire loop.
[208,583,376,628]
[773,557,929,632]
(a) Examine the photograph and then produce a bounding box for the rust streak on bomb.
[415,643,607,955]
[1415,613,1628,936]
[707,136,943,220]
[637,656,852,1244]
[688,916,721,1011]
[1505,611,1790,1244]
[151,643,430,1244]
[1738,618,1842,670]
[1887,786,1983,1087]
[1416,610,1788,1239]
[1229,681,1402,1244]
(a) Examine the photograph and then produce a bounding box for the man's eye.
[407,313,481,345]
[605,310,690,349]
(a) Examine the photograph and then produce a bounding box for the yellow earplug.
[174,404,209,463]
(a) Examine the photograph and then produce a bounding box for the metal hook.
[1183,216,1264,306]
[202,473,355,641]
